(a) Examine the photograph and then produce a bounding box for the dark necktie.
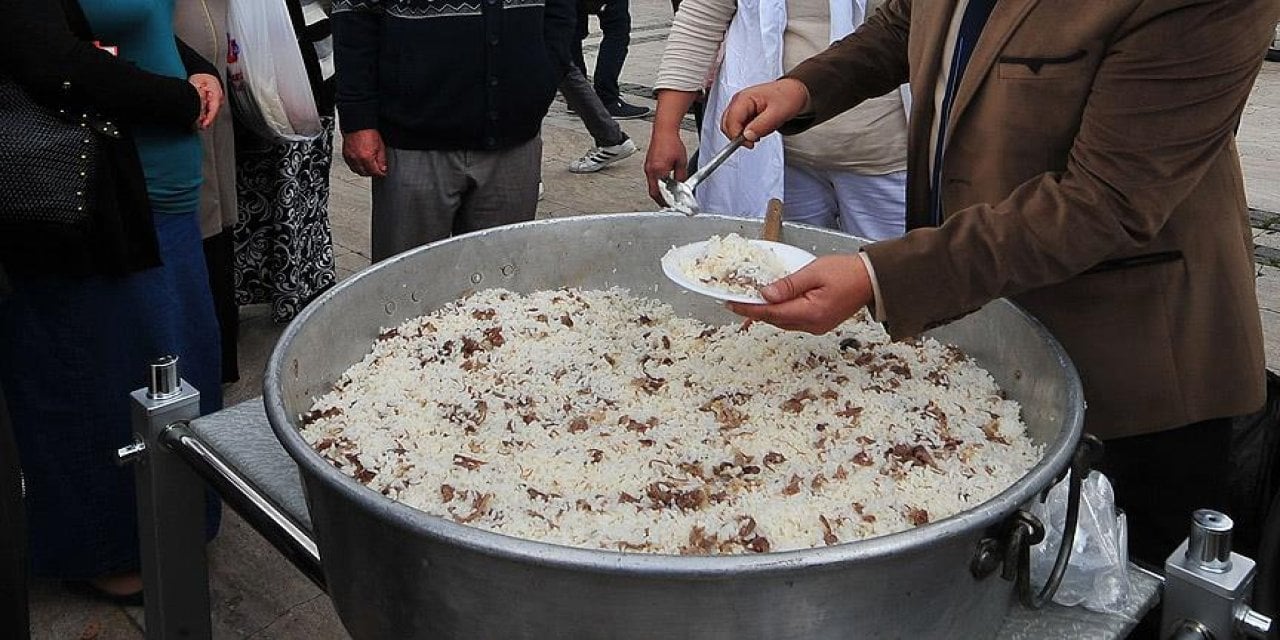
[929,0,998,226]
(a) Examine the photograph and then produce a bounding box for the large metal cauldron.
[265,213,1084,639]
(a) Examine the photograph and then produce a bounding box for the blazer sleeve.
[862,0,1278,339]
[0,0,201,131]
[779,0,911,134]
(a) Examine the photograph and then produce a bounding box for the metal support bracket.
[124,356,212,640]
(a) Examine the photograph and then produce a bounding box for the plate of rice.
[662,233,816,304]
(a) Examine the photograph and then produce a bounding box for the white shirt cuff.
[858,252,886,322]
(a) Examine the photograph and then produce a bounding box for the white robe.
[696,0,908,218]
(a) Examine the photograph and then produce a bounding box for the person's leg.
[1096,418,1232,640]
[0,384,29,639]
[782,163,839,229]
[201,230,239,383]
[458,137,543,234]
[592,0,631,105]
[561,65,627,148]
[830,169,908,241]
[1096,418,1233,569]
[370,147,467,262]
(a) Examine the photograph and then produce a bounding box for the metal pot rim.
[265,213,1085,577]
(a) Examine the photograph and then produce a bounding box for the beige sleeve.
[655,0,738,92]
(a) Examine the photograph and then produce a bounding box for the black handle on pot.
[1015,434,1104,609]
[970,435,1104,609]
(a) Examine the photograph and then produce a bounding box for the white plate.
[661,240,817,304]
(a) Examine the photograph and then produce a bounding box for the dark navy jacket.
[333,0,576,151]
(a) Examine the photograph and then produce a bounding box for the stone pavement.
[26,1,1280,636]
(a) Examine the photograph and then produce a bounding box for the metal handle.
[157,421,325,589]
[972,435,1103,609]
[1017,434,1103,609]
[684,134,747,191]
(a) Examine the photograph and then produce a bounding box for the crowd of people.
[1,0,1278,637]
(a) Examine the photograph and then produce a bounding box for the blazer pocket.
[1081,250,1185,276]
[997,49,1089,79]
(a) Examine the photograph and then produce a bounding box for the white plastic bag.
[226,0,322,142]
[1029,470,1131,614]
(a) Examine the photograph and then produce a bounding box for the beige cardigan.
[174,0,238,238]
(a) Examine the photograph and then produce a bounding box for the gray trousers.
[370,136,542,262]
[559,65,627,149]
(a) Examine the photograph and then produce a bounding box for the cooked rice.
[671,233,789,295]
[301,288,1040,555]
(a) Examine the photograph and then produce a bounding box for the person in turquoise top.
[80,0,205,215]
[0,0,225,606]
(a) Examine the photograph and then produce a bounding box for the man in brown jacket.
[722,0,1280,566]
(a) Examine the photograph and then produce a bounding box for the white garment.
[695,0,788,217]
[783,165,907,240]
[697,0,909,221]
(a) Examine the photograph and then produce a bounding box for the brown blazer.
[785,0,1279,439]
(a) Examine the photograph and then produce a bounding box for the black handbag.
[0,75,121,234]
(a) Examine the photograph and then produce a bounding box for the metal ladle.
[658,134,748,215]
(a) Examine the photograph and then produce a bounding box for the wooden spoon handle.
[761,198,784,242]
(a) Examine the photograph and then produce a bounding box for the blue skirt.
[0,211,222,578]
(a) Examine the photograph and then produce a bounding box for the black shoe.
[64,579,145,607]
[605,100,651,120]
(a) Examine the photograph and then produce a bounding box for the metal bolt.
[970,537,1002,579]
[116,435,147,466]
[1187,509,1233,573]
[501,264,517,277]
[384,301,396,315]
[470,272,483,284]
[1238,606,1273,639]
[148,355,181,400]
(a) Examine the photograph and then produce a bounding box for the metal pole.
[124,356,212,640]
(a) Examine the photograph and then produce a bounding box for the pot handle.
[1016,434,1103,609]
[971,435,1104,609]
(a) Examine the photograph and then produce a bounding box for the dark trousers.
[0,386,30,639]
[1095,418,1232,569]
[571,0,631,105]
[202,231,240,383]
[1095,418,1232,640]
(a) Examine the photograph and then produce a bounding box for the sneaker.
[605,100,651,120]
[568,138,638,174]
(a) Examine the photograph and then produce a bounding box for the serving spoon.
[658,134,749,215]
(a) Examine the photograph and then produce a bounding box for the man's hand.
[720,78,811,149]
[727,254,873,334]
[343,129,388,178]
[644,129,689,206]
[188,73,223,130]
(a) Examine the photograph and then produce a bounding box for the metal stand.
[1162,509,1272,639]
[120,356,212,640]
